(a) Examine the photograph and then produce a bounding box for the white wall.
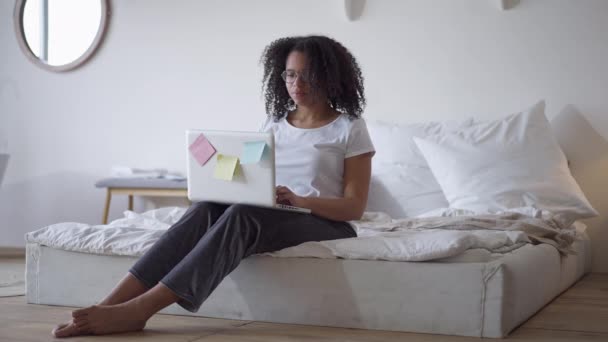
[1,0,607,271]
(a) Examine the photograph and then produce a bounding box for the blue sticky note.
[240,141,267,164]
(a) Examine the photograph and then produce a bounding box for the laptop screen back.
[186,130,275,206]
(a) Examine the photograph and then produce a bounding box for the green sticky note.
[213,154,239,181]
[240,141,267,164]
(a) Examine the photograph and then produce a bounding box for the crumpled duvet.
[25,206,581,262]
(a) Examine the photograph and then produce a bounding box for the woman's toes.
[52,322,79,338]
[77,324,92,334]
[75,320,88,328]
[51,323,68,336]
[54,323,69,330]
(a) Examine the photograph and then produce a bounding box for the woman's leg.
[64,204,355,336]
[128,201,230,291]
[52,201,229,338]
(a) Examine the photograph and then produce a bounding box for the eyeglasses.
[281,70,310,84]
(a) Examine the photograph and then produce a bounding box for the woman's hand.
[276,186,305,207]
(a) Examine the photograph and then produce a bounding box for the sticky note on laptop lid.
[240,141,267,164]
[189,134,216,166]
[213,154,239,181]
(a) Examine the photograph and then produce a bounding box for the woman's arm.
[276,152,373,221]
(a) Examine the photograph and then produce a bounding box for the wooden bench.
[95,178,188,224]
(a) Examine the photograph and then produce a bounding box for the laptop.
[186,130,311,214]
[0,154,8,187]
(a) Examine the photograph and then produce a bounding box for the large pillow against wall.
[413,101,598,227]
[366,119,473,218]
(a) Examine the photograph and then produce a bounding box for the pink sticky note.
[189,134,216,166]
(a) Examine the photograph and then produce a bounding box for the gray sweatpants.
[129,201,356,312]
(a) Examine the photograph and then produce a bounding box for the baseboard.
[0,247,26,258]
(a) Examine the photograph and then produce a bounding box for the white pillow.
[413,101,598,227]
[366,119,473,218]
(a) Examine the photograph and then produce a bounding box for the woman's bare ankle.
[98,297,116,306]
[97,273,149,306]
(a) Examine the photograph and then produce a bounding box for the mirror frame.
[13,0,111,72]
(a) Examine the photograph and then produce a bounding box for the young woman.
[53,35,374,337]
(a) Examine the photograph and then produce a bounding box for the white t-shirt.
[261,114,375,198]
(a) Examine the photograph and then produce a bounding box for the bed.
[25,101,598,338]
[25,227,590,338]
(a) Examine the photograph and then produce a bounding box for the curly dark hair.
[260,35,365,121]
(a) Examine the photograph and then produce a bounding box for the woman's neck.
[289,104,339,129]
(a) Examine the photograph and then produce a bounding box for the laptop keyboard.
[276,203,300,210]
[275,203,311,213]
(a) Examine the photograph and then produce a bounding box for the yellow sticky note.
[213,154,239,181]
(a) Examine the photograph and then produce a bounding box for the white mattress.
[26,232,590,338]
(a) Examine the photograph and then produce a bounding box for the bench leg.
[128,195,134,211]
[103,189,112,224]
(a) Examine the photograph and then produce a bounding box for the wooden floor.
[1,257,607,341]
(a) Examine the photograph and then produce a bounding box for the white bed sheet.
[26,207,577,262]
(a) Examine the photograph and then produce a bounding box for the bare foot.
[71,303,147,335]
[52,319,89,338]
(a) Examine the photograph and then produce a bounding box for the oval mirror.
[14,0,110,72]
